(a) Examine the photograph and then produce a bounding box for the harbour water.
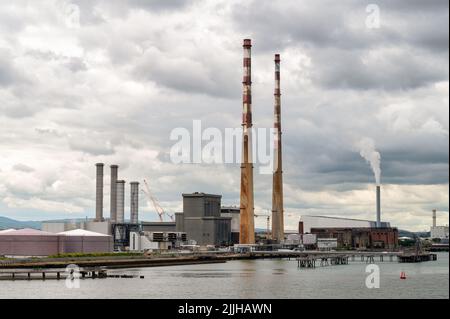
[0,253,448,299]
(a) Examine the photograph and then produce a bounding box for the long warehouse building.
[299,215,391,234]
[0,228,113,256]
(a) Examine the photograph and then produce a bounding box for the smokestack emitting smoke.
[110,165,118,223]
[376,185,381,228]
[116,180,125,223]
[239,39,255,244]
[272,53,284,242]
[432,209,437,228]
[358,137,381,185]
[357,138,382,227]
[95,163,104,222]
[130,181,139,224]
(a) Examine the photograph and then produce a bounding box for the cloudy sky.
[0,0,448,231]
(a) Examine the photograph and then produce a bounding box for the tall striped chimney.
[95,163,104,222]
[239,39,255,244]
[110,165,118,223]
[272,54,284,242]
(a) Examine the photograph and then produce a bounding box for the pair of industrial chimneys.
[239,39,284,244]
[95,163,139,224]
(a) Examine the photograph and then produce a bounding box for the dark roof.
[182,192,221,198]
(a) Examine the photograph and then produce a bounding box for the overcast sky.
[0,0,448,231]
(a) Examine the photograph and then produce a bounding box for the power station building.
[299,215,391,234]
[220,206,240,244]
[310,227,398,250]
[176,193,232,246]
[430,209,449,240]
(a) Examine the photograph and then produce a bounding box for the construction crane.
[254,212,294,240]
[254,212,271,239]
[142,179,174,222]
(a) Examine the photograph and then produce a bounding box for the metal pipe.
[110,165,118,223]
[95,163,104,222]
[239,38,255,244]
[130,182,139,224]
[272,53,284,242]
[116,180,125,223]
[376,185,381,228]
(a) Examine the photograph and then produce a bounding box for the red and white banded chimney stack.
[272,54,284,242]
[239,39,255,244]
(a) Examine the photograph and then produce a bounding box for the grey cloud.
[0,50,24,87]
[65,57,88,72]
[68,136,116,156]
[375,0,449,12]
[126,0,192,11]
[232,0,448,53]
[133,49,240,98]
[72,0,192,25]
[310,48,447,90]
[35,128,66,138]
[12,164,35,173]
[25,50,88,72]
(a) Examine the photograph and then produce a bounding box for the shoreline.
[1,250,445,270]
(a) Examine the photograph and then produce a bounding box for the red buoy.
[400,271,406,279]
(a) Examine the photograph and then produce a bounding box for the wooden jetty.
[0,267,108,280]
[292,251,438,268]
[297,255,349,268]
[398,253,437,263]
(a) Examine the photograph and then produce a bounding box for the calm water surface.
[1,253,448,299]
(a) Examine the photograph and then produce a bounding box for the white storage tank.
[58,229,113,253]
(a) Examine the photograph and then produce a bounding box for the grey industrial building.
[220,206,240,244]
[176,193,232,246]
[142,221,176,232]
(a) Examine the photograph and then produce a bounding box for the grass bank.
[47,252,144,258]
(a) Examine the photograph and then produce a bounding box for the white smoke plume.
[357,137,381,185]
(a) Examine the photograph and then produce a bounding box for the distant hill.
[398,229,430,238]
[0,216,42,230]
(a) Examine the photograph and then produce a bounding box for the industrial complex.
[1,39,431,257]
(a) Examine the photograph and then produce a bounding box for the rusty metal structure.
[271,54,284,242]
[239,39,255,244]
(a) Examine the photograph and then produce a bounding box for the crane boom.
[142,179,175,222]
[143,179,165,222]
